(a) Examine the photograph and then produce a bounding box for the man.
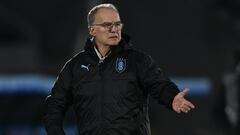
[44,3,195,135]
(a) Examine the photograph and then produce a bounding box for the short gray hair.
[87,3,119,27]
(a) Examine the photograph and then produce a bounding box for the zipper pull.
[98,59,104,65]
[98,59,104,76]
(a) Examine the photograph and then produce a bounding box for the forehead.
[94,8,120,23]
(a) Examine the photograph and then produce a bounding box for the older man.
[44,3,195,135]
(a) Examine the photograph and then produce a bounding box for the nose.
[109,24,119,33]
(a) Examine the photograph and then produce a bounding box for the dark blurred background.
[1,0,240,135]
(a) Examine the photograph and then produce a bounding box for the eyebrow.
[101,21,122,23]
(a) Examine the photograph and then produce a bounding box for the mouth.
[109,35,118,39]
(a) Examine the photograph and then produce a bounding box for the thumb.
[180,88,190,96]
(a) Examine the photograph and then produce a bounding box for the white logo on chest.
[81,64,90,71]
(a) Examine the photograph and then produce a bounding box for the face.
[89,8,122,47]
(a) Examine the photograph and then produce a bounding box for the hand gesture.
[172,88,195,113]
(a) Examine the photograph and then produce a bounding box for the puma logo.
[81,64,90,71]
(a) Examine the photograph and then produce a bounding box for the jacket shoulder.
[62,50,88,68]
[127,48,151,61]
[69,50,87,61]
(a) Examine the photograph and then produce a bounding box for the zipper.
[98,59,105,132]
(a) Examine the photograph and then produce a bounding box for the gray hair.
[87,3,119,27]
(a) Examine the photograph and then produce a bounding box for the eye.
[103,23,112,27]
[115,23,121,27]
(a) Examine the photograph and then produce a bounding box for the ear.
[89,26,96,37]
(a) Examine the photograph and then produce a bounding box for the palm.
[172,88,195,113]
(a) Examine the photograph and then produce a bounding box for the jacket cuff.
[158,84,179,110]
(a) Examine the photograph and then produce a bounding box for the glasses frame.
[91,21,123,30]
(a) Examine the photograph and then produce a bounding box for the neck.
[95,43,111,57]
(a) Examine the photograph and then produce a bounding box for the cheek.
[118,33,122,41]
[95,32,106,39]
[100,34,108,40]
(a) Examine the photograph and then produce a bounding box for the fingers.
[174,100,195,114]
[180,104,192,113]
[174,107,181,113]
[175,105,191,113]
[185,100,195,109]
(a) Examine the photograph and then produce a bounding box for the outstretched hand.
[172,88,195,113]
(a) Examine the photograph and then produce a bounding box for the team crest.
[115,58,126,73]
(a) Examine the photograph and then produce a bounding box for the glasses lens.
[110,22,123,30]
[93,22,123,30]
[115,22,122,28]
[104,22,113,29]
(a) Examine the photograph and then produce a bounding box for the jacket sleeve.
[137,54,180,109]
[43,59,74,135]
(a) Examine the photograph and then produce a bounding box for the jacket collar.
[84,33,132,56]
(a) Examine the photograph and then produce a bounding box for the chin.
[108,43,119,46]
[107,41,120,46]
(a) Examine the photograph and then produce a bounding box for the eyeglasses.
[92,21,123,30]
